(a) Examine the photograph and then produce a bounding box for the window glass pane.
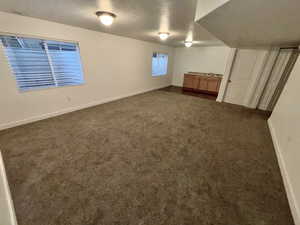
[46,40,84,87]
[0,35,85,91]
[152,52,168,76]
[0,36,55,91]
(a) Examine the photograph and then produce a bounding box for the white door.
[224,49,259,105]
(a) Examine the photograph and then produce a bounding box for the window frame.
[151,51,169,77]
[0,32,85,92]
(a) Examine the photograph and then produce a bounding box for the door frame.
[0,151,18,225]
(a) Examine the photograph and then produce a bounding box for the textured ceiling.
[197,0,300,47]
[0,0,223,47]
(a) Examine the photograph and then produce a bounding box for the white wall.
[172,46,231,86]
[268,56,300,225]
[0,12,174,130]
[195,0,230,21]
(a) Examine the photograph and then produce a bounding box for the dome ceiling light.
[184,41,193,48]
[96,11,117,26]
[158,32,170,40]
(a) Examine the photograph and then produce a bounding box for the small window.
[152,52,168,76]
[0,35,84,91]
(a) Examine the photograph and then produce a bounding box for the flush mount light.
[158,32,170,40]
[96,11,117,26]
[184,41,193,48]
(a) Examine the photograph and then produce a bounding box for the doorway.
[258,48,299,112]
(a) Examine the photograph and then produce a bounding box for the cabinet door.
[183,74,198,89]
[207,77,219,92]
[198,76,208,91]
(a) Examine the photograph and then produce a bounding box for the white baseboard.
[268,119,300,225]
[0,151,18,225]
[0,85,169,131]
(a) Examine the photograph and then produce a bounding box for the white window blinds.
[152,52,168,76]
[0,35,84,91]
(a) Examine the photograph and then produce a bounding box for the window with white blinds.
[152,52,168,76]
[0,35,84,91]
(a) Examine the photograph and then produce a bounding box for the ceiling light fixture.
[158,32,170,40]
[96,11,117,26]
[184,41,193,48]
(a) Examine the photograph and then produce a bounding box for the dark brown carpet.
[0,90,294,225]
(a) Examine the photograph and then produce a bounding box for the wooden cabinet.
[183,73,222,96]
